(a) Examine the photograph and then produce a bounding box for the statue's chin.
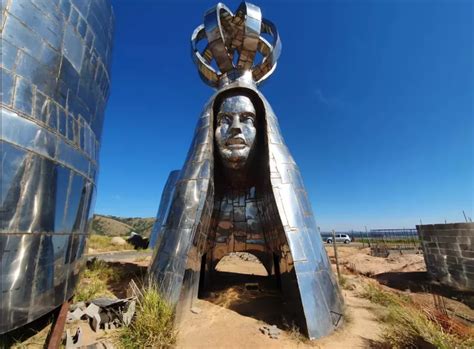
[219,148,249,170]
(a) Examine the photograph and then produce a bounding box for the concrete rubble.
[259,324,281,339]
[64,297,136,348]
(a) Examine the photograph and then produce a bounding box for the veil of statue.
[149,2,344,339]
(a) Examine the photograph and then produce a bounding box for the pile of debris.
[228,251,259,262]
[64,297,136,348]
[370,243,390,258]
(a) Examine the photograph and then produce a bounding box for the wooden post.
[47,299,70,349]
[332,230,341,280]
[365,226,371,248]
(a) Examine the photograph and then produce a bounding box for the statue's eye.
[218,114,231,125]
[241,114,255,124]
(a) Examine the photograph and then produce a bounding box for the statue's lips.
[226,137,247,149]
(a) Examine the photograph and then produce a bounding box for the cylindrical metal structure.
[0,0,114,333]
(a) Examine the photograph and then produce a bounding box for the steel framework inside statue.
[149,2,343,339]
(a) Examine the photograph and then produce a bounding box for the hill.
[91,214,155,237]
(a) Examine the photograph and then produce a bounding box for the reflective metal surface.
[150,2,343,340]
[191,1,281,88]
[215,95,257,170]
[0,0,114,334]
[149,170,181,249]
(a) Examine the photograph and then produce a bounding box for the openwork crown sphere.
[191,2,281,87]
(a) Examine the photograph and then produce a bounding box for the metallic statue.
[0,0,114,333]
[149,2,343,339]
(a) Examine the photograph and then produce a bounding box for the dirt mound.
[326,246,426,276]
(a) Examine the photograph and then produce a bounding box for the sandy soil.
[176,252,384,349]
[325,246,426,276]
[177,289,383,349]
[328,246,474,323]
[11,247,473,348]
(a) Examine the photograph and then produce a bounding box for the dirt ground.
[8,246,474,348]
[176,291,383,349]
[325,246,426,276]
[176,247,473,348]
[176,252,384,349]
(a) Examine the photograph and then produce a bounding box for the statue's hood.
[150,81,344,339]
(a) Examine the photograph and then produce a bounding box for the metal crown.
[191,2,282,88]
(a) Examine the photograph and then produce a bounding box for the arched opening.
[215,252,268,276]
[196,251,297,329]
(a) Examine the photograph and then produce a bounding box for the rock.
[111,237,126,246]
[259,325,281,339]
[190,307,202,314]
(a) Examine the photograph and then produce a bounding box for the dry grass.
[119,282,177,349]
[74,259,120,302]
[134,255,151,263]
[360,281,474,349]
[338,274,357,291]
[9,323,52,349]
[86,234,133,253]
[287,322,307,343]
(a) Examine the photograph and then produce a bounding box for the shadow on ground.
[374,271,474,308]
[101,261,148,298]
[201,271,302,330]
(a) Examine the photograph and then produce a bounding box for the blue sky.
[95,0,473,231]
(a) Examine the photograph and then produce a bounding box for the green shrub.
[120,283,176,348]
[74,259,117,302]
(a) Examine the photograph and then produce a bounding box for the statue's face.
[215,95,257,170]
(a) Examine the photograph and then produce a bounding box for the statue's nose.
[230,115,242,135]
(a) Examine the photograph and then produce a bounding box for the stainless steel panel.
[1,68,14,106]
[63,22,84,72]
[3,14,43,58]
[0,142,28,208]
[13,77,34,115]
[9,0,63,50]
[149,170,181,249]
[1,39,18,71]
